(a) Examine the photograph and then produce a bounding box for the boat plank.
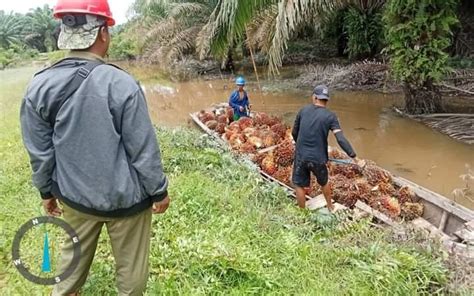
[354,201,398,227]
[466,220,474,231]
[438,210,449,231]
[454,229,474,245]
[411,217,453,242]
[189,113,227,147]
[306,195,327,210]
[393,176,474,222]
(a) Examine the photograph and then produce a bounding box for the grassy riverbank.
[0,67,469,295]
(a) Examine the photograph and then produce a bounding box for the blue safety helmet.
[236,76,246,86]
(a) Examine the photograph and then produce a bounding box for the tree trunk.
[403,81,444,115]
[221,50,234,73]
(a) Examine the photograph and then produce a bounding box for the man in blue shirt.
[229,76,250,121]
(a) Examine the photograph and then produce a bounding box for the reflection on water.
[144,78,473,209]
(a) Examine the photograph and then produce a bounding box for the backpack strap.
[34,57,91,77]
[48,60,103,127]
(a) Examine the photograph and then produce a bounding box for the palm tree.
[198,0,388,74]
[0,11,25,48]
[197,0,343,74]
[136,0,219,66]
[24,5,58,52]
[132,0,169,20]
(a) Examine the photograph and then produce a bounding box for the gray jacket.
[20,51,168,217]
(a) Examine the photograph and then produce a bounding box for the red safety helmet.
[53,0,115,26]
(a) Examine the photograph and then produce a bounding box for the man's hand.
[43,198,63,217]
[152,196,170,214]
[239,106,244,112]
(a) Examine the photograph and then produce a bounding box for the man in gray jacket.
[20,2,169,295]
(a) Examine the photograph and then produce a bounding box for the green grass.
[0,66,455,295]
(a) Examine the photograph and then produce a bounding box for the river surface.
[142,78,474,209]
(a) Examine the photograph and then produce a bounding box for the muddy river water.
[143,78,474,209]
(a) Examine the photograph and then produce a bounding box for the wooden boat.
[190,104,474,257]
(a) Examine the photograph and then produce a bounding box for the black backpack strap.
[34,57,90,77]
[49,60,103,127]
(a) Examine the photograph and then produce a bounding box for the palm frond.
[161,26,202,63]
[203,0,275,59]
[196,20,214,59]
[267,0,340,74]
[0,12,25,48]
[146,18,184,43]
[201,0,345,74]
[169,2,209,18]
[246,5,277,53]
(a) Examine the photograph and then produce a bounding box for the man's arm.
[20,97,55,199]
[330,114,356,158]
[333,130,356,158]
[121,88,168,203]
[292,111,301,142]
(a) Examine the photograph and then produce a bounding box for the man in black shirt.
[292,85,362,211]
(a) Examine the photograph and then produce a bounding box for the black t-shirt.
[292,104,341,163]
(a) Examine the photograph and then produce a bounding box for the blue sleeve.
[229,91,239,109]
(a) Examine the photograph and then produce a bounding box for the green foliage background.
[0,5,58,68]
[383,0,459,86]
[344,6,384,59]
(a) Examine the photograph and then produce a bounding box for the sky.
[1,0,135,24]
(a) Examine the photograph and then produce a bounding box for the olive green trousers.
[52,204,152,296]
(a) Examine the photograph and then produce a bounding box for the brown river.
[141,77,473,209]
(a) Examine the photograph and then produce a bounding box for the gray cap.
[58,14,105,50]
[313,84,330,100]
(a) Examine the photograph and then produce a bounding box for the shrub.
[343,6,384,59]
[0,48,15,69]
[384,0,459,114]
[109,33,139,61]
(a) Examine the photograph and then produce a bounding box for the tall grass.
[0,67,452,295]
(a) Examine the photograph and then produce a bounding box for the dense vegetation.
[1,0,472,111]
[1,67,469,295]
[111,0,471,114]
[384,0,459,114]
[0,6,58,68]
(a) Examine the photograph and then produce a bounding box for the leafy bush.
[109,32,139,61]
[0,48,15,69]
[0,45,39,69]
[321,5,384,60]
[384,0,459,114]
[344,6,384,59]
[384,0,459,86]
